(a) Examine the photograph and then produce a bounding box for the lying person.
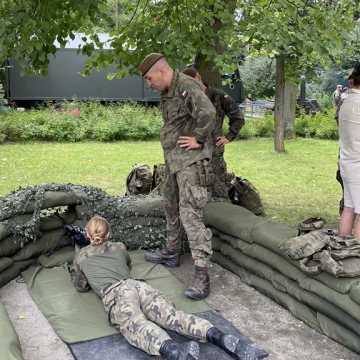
[69,215,267,360]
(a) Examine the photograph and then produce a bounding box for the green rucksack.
[228,176,265,216]
[125,164,153,196]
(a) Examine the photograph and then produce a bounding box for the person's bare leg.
[353,214,360,238]
[338,207,355,236]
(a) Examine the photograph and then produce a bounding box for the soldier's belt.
[101,279,126,297]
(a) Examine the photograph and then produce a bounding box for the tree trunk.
[194,0,236,88]
[194,53,222,88]
[274,56,286,152]
[284,81,298,138]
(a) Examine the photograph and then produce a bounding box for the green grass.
[0,138,341,227]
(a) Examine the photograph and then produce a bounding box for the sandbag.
[0,258,13,272]
[38,246,75,268]
[204,202,267,243]
[212,251,321,331]
[349,283,360,305]
[0,259,36,288]
[12,229,70,262]
[213,239,360,337]
[317,313,360,354]
[247,223,360,294]
[212,252,360,354]
[214,232,360,322]
[0,302,24,360]
[0,237,28,258]
[0,215,32,241]
[39,212,77,232]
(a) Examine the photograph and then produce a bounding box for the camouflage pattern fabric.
[125,164,153,196]
[163,161,213,267]
[228,177,265,216]
[160,70,216,175]
[102,279,212,355]
[282,230,360,277]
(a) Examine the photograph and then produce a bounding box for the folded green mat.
[0,302,24,360]
[213,238,360,337]
[22,250,209,344]
[212,251,360,354]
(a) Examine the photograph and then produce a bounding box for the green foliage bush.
[0,102,339,143]
[294,108,338,139]
[0,102,162,143]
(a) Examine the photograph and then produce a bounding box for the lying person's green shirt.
[72,241,131,297]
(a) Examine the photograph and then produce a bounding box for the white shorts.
[343,178,360,214]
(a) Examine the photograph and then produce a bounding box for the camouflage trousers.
[102,279,212,355]
[211,151,229,199]
[163,160,213,268]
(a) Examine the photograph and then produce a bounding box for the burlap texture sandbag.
[38,246,75,268]
[213,230,359,295]
[212,251,360,354]
[317,313,360,354]
[0,302,24,360]
[0,237,27,258]
[204,202,267,243]
[211,251,321,331]
[0,258,13,272]
[0,215,32,242]
[0,259,36,288]
[245,222,360,294]
[12,229,70,262]
[213,232,360,322]
[213,238,360,337]
[350,283,360,305]
[39,212,77,232]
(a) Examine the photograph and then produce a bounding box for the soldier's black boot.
[206,327,269,360]
[184,266,210,300]
[159,339,200,360]
[144,248,180,268]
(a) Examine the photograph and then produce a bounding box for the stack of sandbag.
[0,184,167,288]
[205,202,360,354]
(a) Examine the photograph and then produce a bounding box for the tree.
[237,0,357,151]
[1,0,358,152]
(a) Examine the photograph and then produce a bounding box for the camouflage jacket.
[206,87,244,145]
[71,241,130,296]
[160,70,216,174]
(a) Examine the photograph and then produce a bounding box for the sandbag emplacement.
[212,252,360,354]
[0,302,24,360]
[0,184,168,289]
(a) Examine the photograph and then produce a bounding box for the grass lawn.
[0,138,341,226]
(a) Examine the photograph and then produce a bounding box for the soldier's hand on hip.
[216,136,230,147]
[177,136,202,150]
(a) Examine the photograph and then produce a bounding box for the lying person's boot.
[159,339,200,360]
[184,266,210,300]
[144,248,180,268]
[207,327,268,360]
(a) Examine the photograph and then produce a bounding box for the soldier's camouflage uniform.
[205,87,244,198]
[72,241,212,356]
[160,70,216,267]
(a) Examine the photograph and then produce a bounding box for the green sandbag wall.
[0,302,24,360]
[205,202,360,354]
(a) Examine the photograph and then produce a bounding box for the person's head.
[336,84,343,91]
[85,215,110,246]
[348,62,360,88]
[139,53,174,92]
[182,66,202,82]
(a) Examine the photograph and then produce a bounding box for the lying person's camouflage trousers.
[102,278,212,355]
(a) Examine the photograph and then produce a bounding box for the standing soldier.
[139,54,216,300]
[183,67,245,198]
